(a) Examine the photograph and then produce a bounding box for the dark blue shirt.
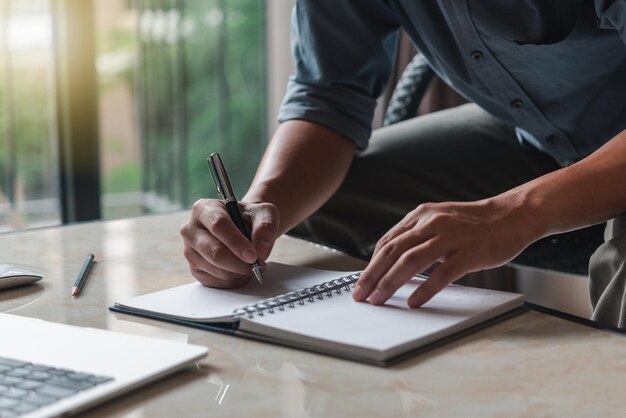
[278,0,626,164]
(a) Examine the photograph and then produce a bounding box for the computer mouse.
[0,264,43,290]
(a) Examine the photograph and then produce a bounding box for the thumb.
[250,203,280,261]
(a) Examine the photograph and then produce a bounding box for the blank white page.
[241,280,523,361]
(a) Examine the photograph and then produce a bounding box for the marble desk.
[1,212,625,417]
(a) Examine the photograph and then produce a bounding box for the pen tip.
[72,287,78,296]
[252,267,263,284]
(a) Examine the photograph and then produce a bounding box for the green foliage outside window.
[0,50,56,215]
[1,0,267,227]
[132,0,266,211]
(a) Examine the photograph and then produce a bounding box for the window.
[0,0,268,231]
[0,0,59,231]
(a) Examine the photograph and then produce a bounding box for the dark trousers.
[289,103,559,259]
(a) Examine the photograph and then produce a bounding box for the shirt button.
[510,99,523,109]
[471,51,483,61]
[546,135,558,145]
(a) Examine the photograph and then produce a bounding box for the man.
[180,1,626,326]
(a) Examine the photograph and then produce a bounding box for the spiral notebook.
[111,263,524,365]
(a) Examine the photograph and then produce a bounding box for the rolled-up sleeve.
[278,0,401,150]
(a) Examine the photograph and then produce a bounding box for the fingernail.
[242,248,256,263]
[367,289,384,305]
[352,285,366,301]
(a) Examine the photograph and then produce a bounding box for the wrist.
[242,181,276,205]
[489,183,553,245]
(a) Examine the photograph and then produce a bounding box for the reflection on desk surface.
[0,280,45,313]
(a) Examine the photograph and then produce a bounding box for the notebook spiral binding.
[232,272,362,319]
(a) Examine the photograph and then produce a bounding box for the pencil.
[72,253,95,297]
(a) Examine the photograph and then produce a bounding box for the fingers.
[354,228,430,300]
[354,235,442,305]
[408,254,468,308]
[371,204,434,256]
[372,210,418,256]
[353,199,525,308]
[352,203,465,307]
[183,230,251,277]
[181,199,280,289]
[192,199,257,264]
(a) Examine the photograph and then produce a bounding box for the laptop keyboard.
[0,356,113,417]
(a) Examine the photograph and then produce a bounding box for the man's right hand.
[180,120,356,289]
[180,199,279,289]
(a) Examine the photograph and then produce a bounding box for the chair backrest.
[383,53,435,126]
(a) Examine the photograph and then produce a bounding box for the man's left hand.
[352,197,540,308]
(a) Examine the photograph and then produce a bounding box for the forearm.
[243,120,356,234]
[501,128,626,239]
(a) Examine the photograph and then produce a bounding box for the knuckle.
[403,240,435,263]
[377,235,391,249]
[416,202,434,213]
[400,250,422,266]
[378,242,398,259]
[427,212,449,227]
[206,213,228,233]
[191,198,208,214]
[179,222,192,238]
[209,244,229,261]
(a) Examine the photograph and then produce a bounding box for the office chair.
[382,53,605,275]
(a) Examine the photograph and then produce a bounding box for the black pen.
[207,153,263,283]
[72,253,95,296]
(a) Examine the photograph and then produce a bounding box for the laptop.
[0,313,208,418]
